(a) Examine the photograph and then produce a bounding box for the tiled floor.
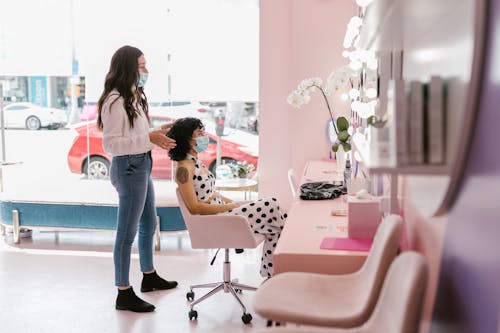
[0,230,270,333]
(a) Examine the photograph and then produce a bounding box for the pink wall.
[259,0,356,206]
[402,188,447,333]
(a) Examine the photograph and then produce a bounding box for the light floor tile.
[0,230,270,333]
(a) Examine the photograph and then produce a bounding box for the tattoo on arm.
[176,167,189,184]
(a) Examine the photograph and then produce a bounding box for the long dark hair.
[167,118,205,161]
[97,45,149,130]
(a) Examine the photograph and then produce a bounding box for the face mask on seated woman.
[194,136,209,153]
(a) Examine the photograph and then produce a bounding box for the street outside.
[0,128,105,202]
[0,119,258,204]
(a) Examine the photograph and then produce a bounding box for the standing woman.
[97,45,178,313]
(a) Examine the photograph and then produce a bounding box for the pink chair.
[257,251,428,333]
[287,169,298,198]
[252,214,403,328]
[176,189,265,324]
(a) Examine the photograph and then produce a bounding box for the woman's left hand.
[150,129,176,150]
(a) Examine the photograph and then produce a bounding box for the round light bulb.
[356,0,374,7]
[349,89,360,99]
[348,16,363,29]
[366,88,377,99]
[351,100,362,112]
[354,151,362,162]
[347,126,354,135]
[367,59,378,70]
[349,60,362,71]
[357,102,375,118]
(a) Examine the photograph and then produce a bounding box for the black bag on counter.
[299,181,344,200]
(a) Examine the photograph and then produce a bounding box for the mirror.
[356,0,487,215]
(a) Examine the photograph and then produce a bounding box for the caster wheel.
[186,291,195,301]
[235,288,242,293]
[242,313,252,324]
[188,310,198,321]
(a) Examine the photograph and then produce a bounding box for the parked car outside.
[3,102,68,130]
[67,114,258,180]
[79,101,208,122]
[149,101,209,119]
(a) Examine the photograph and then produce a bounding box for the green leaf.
[338,130,349,142]
[336,116,349,132]
[367,115,376,126]
[342,142,351,152]
[331,142,339,152]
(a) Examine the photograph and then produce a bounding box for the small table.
[214,178,258,200]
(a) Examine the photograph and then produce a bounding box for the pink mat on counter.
[320,237,373,252]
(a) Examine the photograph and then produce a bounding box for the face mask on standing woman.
[137,73,148,88]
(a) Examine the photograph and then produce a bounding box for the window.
[0,0,259,206]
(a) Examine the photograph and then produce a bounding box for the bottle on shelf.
[343,159,352,190]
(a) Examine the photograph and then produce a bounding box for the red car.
[67,115,258,179]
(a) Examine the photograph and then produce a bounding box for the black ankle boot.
[115,287,155,312]
[141,271,178,292]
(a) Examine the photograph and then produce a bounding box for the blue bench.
[0,199,186,250]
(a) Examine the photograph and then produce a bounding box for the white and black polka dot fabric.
[188,154,287,277]
[189,154,216,202]
[223,197,287,277]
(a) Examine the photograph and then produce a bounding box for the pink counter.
[274,160,368,275]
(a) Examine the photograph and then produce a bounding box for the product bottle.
[343,159,352,190]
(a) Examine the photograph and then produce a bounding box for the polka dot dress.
[188,154,287,277]
[224,197,287,277]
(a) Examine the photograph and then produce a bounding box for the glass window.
[0,0,260,236]
[6,105,28,110]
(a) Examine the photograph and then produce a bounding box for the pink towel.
[320,237,372,252]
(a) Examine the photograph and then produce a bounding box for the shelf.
[367,165,449,175]
[352,133,449,176]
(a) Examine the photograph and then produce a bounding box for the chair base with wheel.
[186,248,256,324]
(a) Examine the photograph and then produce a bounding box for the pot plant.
[229,161,255,179]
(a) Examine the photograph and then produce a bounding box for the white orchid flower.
[310,77,323,86]
[287,92,305,108]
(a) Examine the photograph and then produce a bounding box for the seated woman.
[168,117,287,278]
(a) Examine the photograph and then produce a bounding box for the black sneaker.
[235,248,245,254]
[141,271,178,292]
[115,287,155,312]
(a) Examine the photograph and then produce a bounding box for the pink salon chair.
[253,214,403,328]
[176,189,265,324]
[257,251,428,333]
[287,169,299,198]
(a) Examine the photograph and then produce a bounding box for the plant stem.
[313,84,338,134]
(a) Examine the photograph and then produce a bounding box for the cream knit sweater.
[101,91,155,156]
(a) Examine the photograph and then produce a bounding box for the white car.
[149,101,209,119]
[2,102,68,130]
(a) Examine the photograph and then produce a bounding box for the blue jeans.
[110,151,156,287]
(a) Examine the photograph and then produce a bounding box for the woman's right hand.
[150,129,176,150]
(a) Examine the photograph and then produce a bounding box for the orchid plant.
[287,75,352,153]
